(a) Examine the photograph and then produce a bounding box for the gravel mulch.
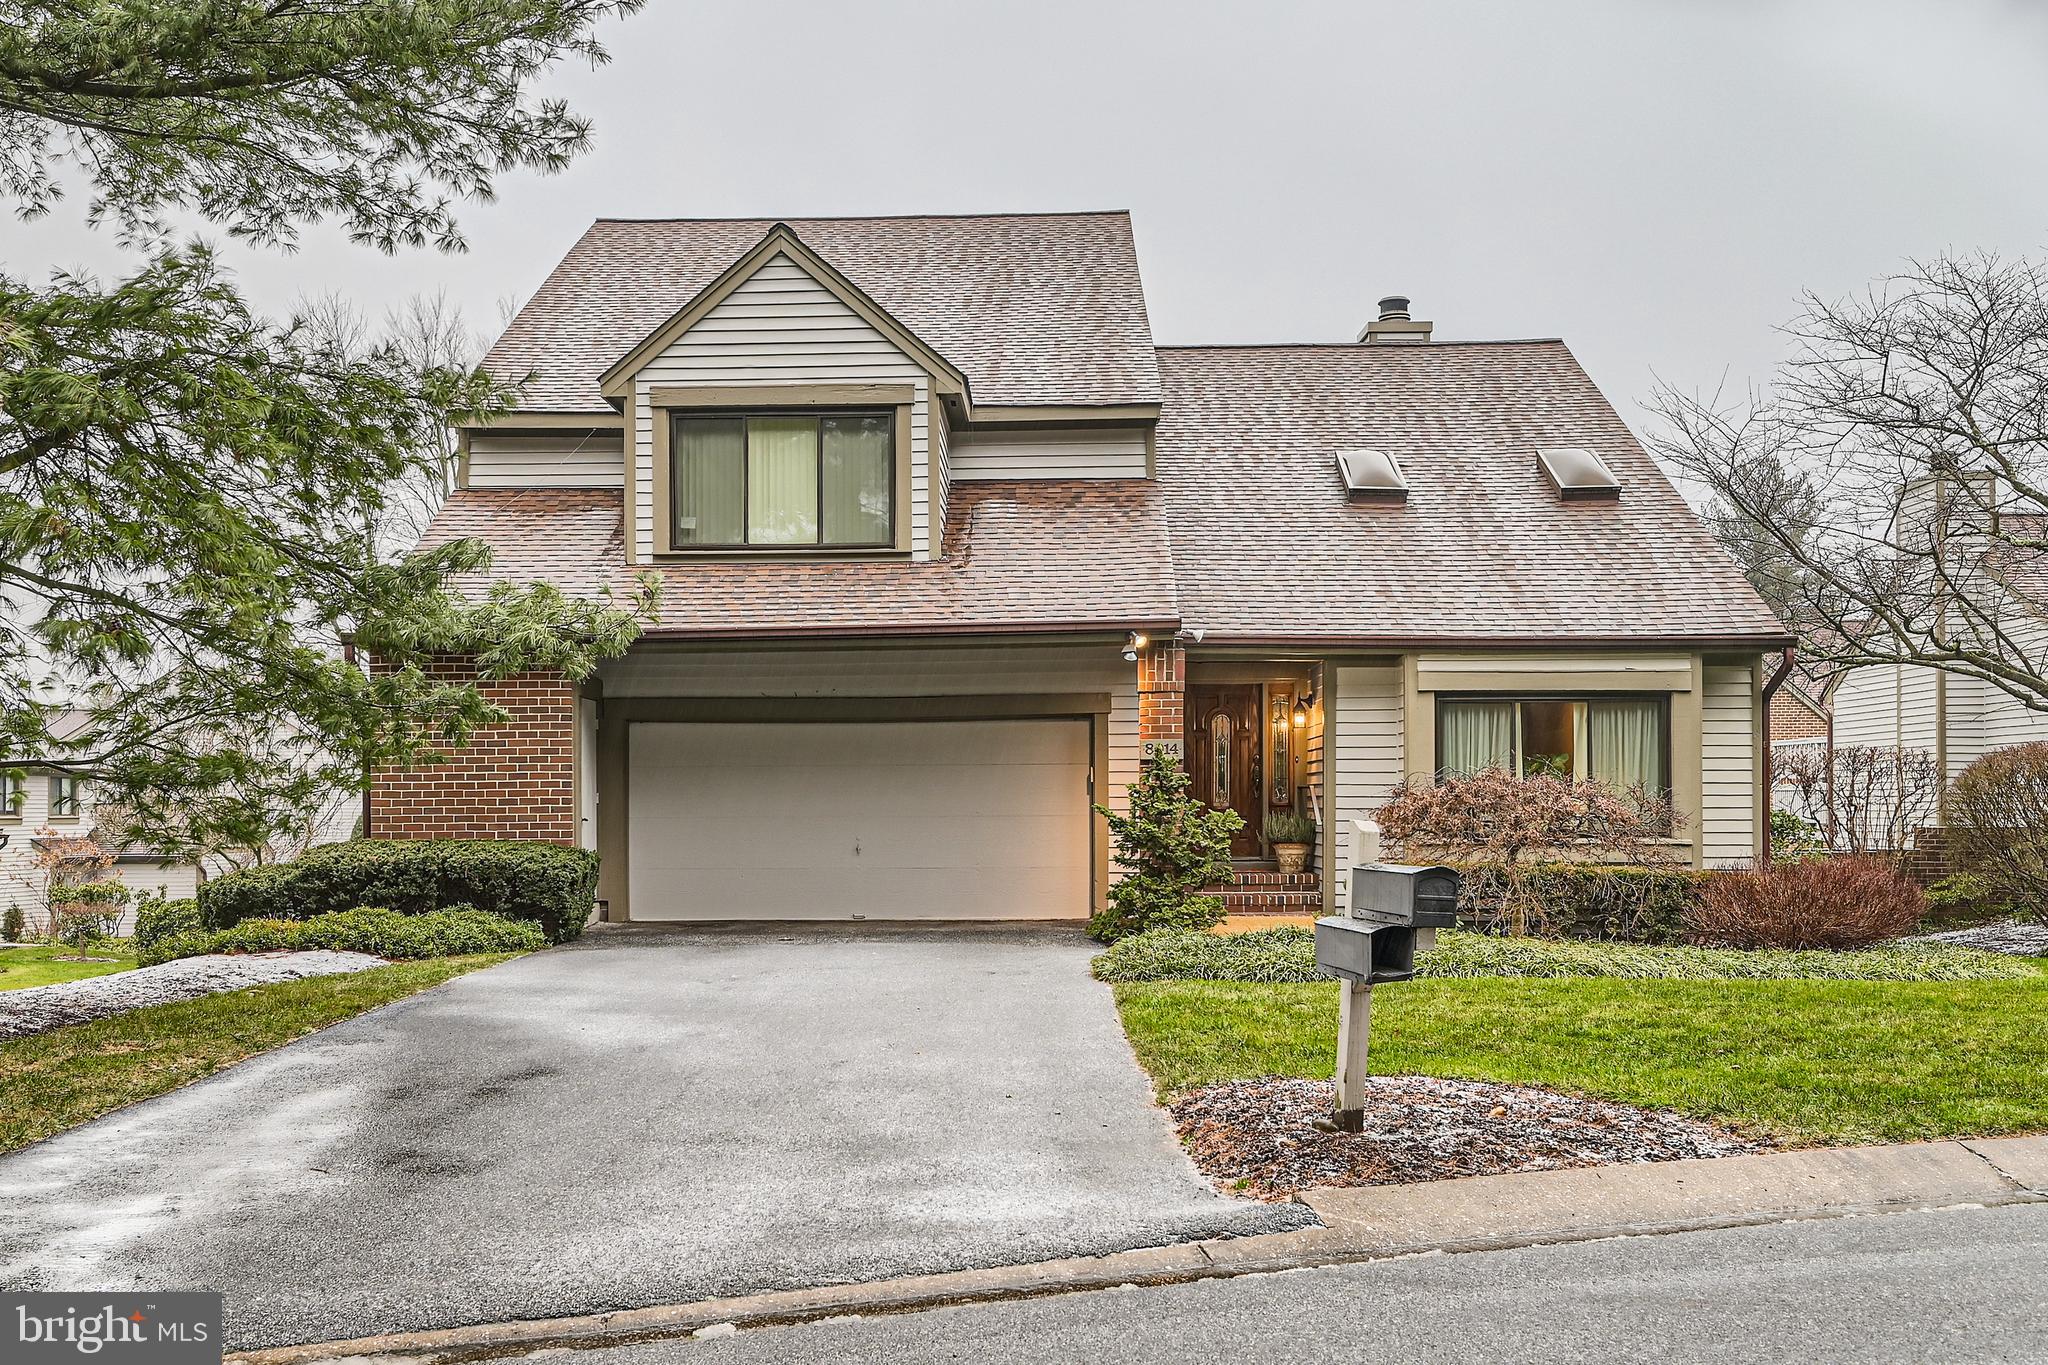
[1170,1076,1768,1199]
[0,951,387,1041]
[1910,920,2048,957]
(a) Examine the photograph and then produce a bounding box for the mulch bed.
[1170,1075,1768,1199]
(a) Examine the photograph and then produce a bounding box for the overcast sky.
[7,0,2048,419]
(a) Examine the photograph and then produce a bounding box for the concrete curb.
[228,1136,2048,1364]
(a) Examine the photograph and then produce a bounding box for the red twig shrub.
[1686,857,1925,949]
[1944,742,2048,926]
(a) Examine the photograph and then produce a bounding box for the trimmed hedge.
[133,894,202,950]
[1089,925,2038,984]
[141,906,547,965]
[199,840,598,943]
[1455,862,1707,943]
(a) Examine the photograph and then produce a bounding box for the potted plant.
[1264,811,1317,875]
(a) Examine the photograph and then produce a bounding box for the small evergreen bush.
[132,893,203,950]
[1090,746,1242,943]
[140,906,546,965]
[199,839,598,942]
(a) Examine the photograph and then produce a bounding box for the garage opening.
[625,719,1092,921]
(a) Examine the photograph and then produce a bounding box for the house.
[1,747,202,934]
[367,211,1790,922]
[2,710,357,934]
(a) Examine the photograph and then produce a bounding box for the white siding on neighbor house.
[1701,661,1757,866]
[949,428,1150,480]
[1331,665,1404,862]
[465,431,624,488]
[629,253,935,560]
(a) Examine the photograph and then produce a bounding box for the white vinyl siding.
[949,428,1150,480]
[465,431,624,488]
[630,254,934,559]
[1701,660,1757,866]
[1332,665,1405,862]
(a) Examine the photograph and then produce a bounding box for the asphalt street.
[0,924,1306,1350]
[566,1202,2048,1365]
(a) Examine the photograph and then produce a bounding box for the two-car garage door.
[626,720,1092,921]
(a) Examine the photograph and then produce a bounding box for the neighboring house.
[2,711,358,934]
[0,760,202,935]
[368,211,1789,922]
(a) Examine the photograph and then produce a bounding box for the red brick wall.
[1137,641,1186,750]
[1770,690,1829,744]
[367,657,579,844]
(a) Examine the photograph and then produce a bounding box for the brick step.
[1219,871,1321,889]
[1211,888,1324,915]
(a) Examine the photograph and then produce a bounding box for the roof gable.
[485,211,1163,415]
[597,226,968,403]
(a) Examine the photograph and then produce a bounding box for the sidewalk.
[232,1135,2048,1364]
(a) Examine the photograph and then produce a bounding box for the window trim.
[48,773,81,820]
[648,384,917,558]
[1434,692,1672,795]
[667,408,897,551]
[0,772,23,821]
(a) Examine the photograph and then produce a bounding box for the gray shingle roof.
[1151,341,1790,645]
[421,482,1179,639]
[484,212,1162,413]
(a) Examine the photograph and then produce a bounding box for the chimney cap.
[1376,295,1411,321]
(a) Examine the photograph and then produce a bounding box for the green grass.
[1093,926,2042,984]
[0,954,516,1154]
[1115,975,2048,1146]
[0,942,137,991]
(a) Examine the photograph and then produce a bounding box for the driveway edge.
[229,1136,2048,1364]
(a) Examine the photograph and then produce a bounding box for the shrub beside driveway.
[1115,973,2048,1146]
[0,954,515,1154]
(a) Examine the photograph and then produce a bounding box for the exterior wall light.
[1293,689,1315,728]
[1123,630,1148,663]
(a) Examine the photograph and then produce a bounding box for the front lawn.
[1116,975,2048,1146]
[0,954,513,1154]
[0,942,136,992]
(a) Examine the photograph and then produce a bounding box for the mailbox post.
[1315,844,1459,1133]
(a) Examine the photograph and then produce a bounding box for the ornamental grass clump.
[1090,746,1242,943]
[1686,856,1925,950]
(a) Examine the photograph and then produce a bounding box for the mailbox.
[1347,863,1460,929]
[1315,916,1417,984]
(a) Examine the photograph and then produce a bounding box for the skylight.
[1537,447,1621,500]
[1336,448,1408,502]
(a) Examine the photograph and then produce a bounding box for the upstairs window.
[671,411,894,549]
[1,772,22,819]
[49,774,81,819]
[1438,697,1667,794]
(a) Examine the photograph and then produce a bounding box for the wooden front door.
[1185,684,1263,859]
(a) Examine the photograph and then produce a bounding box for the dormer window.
[1537,447,1621,500]
[670,410,895,549]
[1337,448,1407,502]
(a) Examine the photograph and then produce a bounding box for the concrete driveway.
[0,924,1310,1350]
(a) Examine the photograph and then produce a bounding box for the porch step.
[1205,871,1322,916]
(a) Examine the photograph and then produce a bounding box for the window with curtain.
[1438,697,1666,793]
[671,410,894,548]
